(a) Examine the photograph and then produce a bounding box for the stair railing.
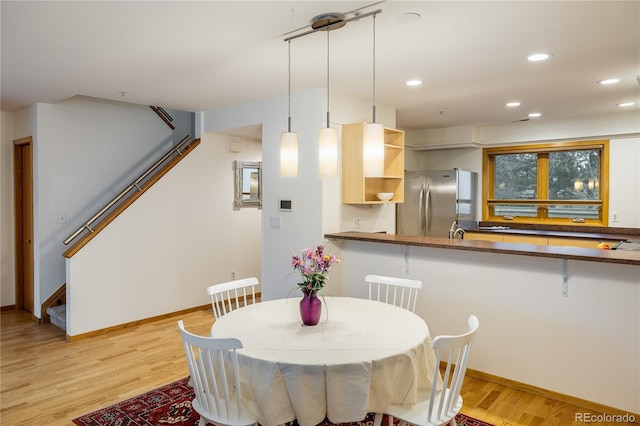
[63,135,193,245]
[150,106,175,129]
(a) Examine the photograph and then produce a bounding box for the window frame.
[482,140,609,226]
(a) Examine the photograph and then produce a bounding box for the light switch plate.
[269,217,281,229]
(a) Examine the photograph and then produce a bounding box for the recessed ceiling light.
[617,102,634,107]
[527,53,552,62]
[506,102,521,107]
[396,12,421,24]
[528,112,542,118]
[598,78,620,85]
[406,79,423,87]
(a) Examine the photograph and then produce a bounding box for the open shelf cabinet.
[342,122,405,204]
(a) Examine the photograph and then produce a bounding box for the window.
[483,140,609,226]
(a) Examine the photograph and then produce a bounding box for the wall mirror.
[234,160,262,208]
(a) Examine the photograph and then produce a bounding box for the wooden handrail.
[150,106,175,129]
[63,138,201,258]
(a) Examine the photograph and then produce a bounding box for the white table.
[210,296,441,426]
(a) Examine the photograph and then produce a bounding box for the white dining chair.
[178,320,258,426]
[207,277,259,320]
[374,315,480,426]
[365,274,423,312]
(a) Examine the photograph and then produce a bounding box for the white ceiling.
[2,1,639,131]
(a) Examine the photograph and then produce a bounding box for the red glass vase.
[300,290,322,326]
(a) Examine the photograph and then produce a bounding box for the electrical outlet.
[353,218,360,228]
[612,212,619,222]
[55,213,66,224]
[231,270,236,279]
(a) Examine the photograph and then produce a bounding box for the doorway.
[13,137,34,314]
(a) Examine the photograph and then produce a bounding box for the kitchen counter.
[324,231,640,266]
[470,222,639,243]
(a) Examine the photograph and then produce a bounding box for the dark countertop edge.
[468,228,637,241]
[324,232,640,266]
[474,222,640,240]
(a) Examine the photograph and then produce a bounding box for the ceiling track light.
[282,8,382,178]
[284,9,381,42]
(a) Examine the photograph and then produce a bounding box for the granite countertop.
[324,231,640,266]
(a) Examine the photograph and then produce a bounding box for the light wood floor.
[0,308,634,426]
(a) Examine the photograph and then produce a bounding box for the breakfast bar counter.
[324,231,640,266]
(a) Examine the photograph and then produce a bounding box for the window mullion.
[538,154,549,219]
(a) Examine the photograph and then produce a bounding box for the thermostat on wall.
[279,199,293,212]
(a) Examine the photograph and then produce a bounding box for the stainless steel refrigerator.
[396,169,477,238]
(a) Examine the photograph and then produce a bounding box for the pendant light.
[318,29,338,177]
[363,13,385,177]
[280,40,299,177]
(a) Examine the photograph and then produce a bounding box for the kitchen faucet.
[449,220,466,239]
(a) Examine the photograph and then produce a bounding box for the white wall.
[609,137,640,227]
[1,111,15,306]
[336,239,640,414]
[67,132,262,336]
[162,106,195,145]
[477,111,640,146]
[203,90,325,300]
[203,89,400,299]
[34,98,176,316]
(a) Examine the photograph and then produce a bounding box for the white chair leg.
[373,413,384,426]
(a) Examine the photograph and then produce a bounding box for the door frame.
[13,136,34,316]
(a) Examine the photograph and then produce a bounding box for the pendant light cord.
[372,13,377,124]
[287,40,292,133]
[326,30,331,128]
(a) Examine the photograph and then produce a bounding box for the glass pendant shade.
[318,127,338,177]
[280,131,299,177]
[363,122,384,177]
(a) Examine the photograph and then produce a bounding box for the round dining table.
[210,296,441,426]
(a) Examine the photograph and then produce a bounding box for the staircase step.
[47,304,66,331]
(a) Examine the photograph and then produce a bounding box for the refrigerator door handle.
[424,184,431,236]
[419,183,425,235]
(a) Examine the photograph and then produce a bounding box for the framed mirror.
[234,160,262,208]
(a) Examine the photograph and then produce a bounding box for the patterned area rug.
[72,377,494,426]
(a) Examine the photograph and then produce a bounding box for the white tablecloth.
[211,296,441,426]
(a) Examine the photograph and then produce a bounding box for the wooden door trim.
[13,136,33,315]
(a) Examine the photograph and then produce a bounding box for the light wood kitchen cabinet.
[465,232,622,249]
[464,232,504,242]
[342,122,404,204]
[547,237,619,249]
[503,235,548,245]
